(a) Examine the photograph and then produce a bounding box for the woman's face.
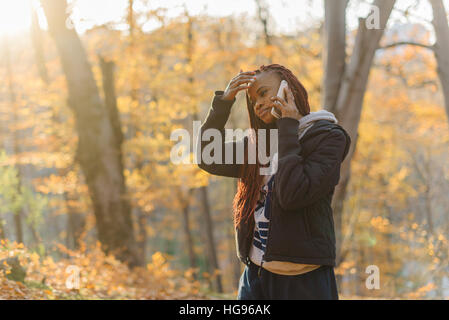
[247,71,281,124]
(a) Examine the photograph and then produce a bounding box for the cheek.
[261,109,277,124]
[267,112,277,123]
[256,96,273,109]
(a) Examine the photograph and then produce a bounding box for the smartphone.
[271,80,288,119]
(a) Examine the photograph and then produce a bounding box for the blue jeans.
[237,261,339,300]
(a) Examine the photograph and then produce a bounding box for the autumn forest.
[0,0,448,300]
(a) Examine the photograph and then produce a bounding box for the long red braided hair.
[232,64,311,236]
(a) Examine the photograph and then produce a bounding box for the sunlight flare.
[0,0,32,36]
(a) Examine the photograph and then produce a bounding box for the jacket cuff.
[212,91,236,115]
[276,117,302,157]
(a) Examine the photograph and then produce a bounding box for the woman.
[197,64,351,300]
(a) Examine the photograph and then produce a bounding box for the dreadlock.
[232,64,311,236]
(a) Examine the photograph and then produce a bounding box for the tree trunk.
[30,226,42,247]
[424,158,434,235]
[126,0,149,263]
[0,222,5,239]
[198,187,224,293]
[323,0,396,266]
[4,38,25,245]
[182,206,197,271]
[127,0,139,127]
[213,23,243,290]
[185,9,223,293]
[30,7,49,85]
[430,0,449,123]
[255,0,273,63]
[411,148,435,236]
[99,57,124,151]
[64,191,86,250]
[178,188,197,273]
[41,0,139,267]
[323,0,347,112]
[136,212,147,264]
[13,212,24,244]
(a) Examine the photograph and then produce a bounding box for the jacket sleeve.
[274,117,348,211]
[196,90,247,178]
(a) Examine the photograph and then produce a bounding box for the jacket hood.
[300,114,351,162]
[265,111,351,178]
[298,110,338,140]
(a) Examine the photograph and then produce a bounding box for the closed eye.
[249,90,267,105]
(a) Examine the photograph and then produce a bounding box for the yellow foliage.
[0,240,204,300]
[406,283,436,299]
[370,216,391,233]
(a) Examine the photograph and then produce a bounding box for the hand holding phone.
[271,80,288,119]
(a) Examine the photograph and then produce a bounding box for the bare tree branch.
[379,41,434,51]
[430,0,449,124]
[373,62,439,89]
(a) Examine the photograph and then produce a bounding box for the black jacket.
[197,91,351,267]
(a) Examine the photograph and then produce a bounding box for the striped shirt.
[249,174,273,262]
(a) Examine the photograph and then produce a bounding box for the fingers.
[283,86,293,103]
[232,75,256,83]
[271,86,292,108]
[239,70,256,75]
[229,76,255,90]
[233,70,256,81]
[231,76,256,88]
[232,72,254,80]
[270,96,287,111]
[232,83,252,92]
[230,84,251,93]
[283,87,288,103]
